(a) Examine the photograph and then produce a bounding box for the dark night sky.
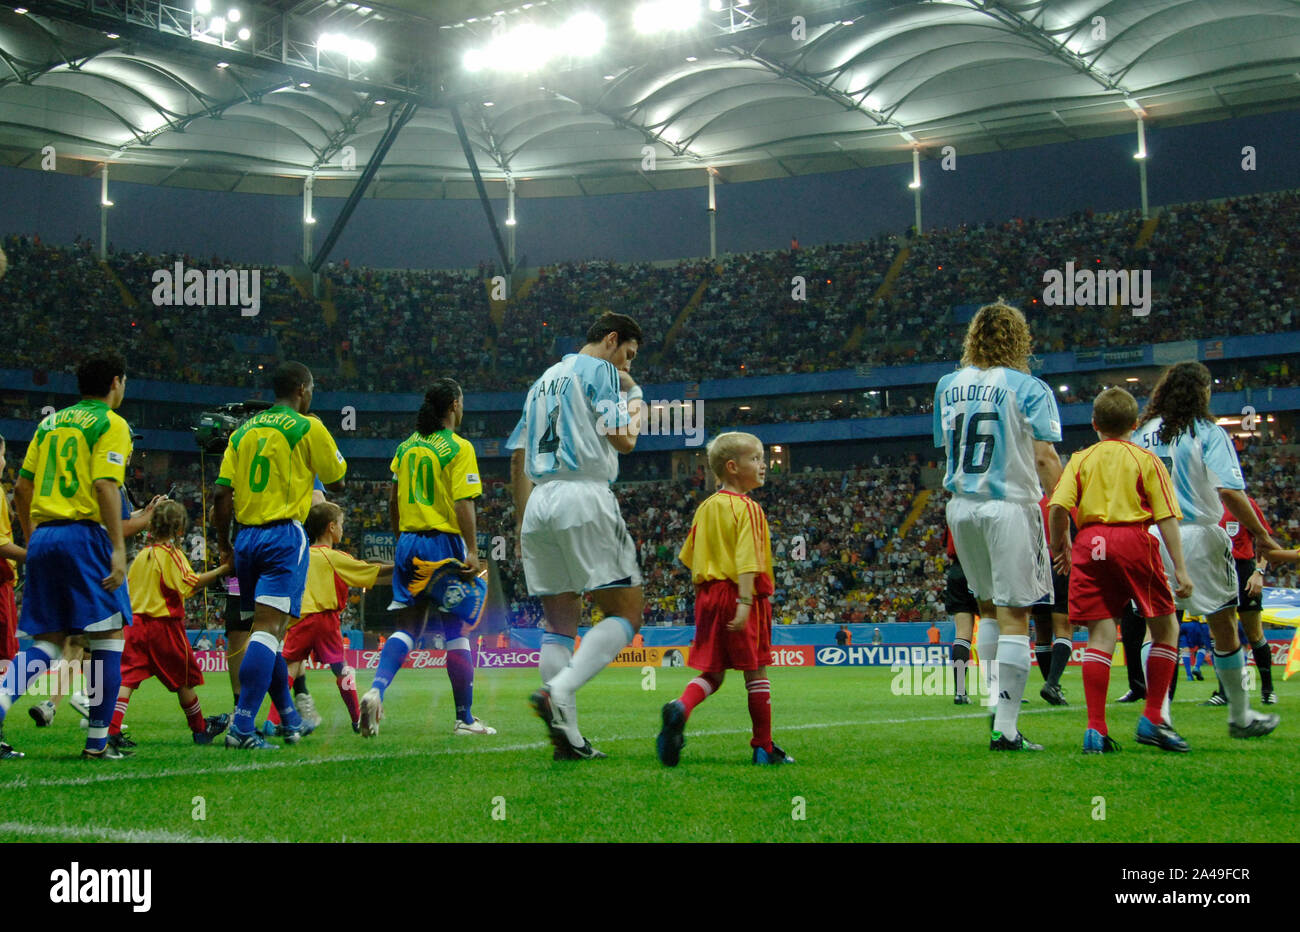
[2,108,1298,268]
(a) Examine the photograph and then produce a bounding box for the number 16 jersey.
[933,365,1061,503]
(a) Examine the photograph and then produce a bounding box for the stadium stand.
[4,189,1300,394]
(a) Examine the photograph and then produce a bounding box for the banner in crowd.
[193,641,1292,673]
[361,532,396,562]
[609,646,690,667]
[811,642,1293,668]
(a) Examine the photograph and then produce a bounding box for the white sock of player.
[977,619,1000,706]
[539,632,574,683]
[1214,646,1253,725]
[548,617,633,701]
[993,635,1031,737]
[545,617,633,746]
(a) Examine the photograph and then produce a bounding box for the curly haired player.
[933,303,1063,751]
[657,432,792,767]
[363,379,492,738]
[1134,361,1281,739]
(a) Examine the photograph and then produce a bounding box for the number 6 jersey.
[933,366,1061,503]
[216,406,346,526]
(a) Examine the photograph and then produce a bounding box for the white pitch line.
[0,704,1082,790]
[0,820,250,843]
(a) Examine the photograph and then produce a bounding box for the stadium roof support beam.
[311,96,376,172]
[960,0,1137,100]
[739,50,915,141]
[451,103,512,280]
[309,97,417,273]
[545,86,705,162]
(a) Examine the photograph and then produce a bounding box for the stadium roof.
[1,0,1299,200]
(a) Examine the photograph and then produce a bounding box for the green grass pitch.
[0,665,1295,843]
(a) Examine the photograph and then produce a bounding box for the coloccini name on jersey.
[940,384,1009,408]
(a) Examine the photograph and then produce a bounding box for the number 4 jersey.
[507,353,629,485]
[933,366,1061,503]
[19,399,133,527]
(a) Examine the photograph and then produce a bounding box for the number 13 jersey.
[933,365,1061,503]
[19,399,132,528]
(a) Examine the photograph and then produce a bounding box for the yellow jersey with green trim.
[389,430,481,534]
[216,407,346,525]
[18,399,133,528]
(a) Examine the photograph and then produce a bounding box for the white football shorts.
[521,479,643,596]
[946,494,1052,608]
[1151,522,1237,618]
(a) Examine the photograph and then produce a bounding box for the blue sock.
[1182,653,1194,678]
[372,632,413,700]
[445,639,474,724]
[1193,650,1204,671]
[269,653,303,731]
[85,640,124,753]
[233,631,278,735]
[0,640,60,724]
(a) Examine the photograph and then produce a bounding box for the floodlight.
[560,12,605,55]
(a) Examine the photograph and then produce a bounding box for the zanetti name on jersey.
[940,384,1009,408]
[535,377,574,400]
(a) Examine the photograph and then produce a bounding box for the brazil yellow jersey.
[389,430,481,534]
[18,399,132,528]
[216,407,346,525]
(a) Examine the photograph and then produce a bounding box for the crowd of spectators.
[5,189,1300,396]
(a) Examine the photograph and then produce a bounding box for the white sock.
[549,617,633,700]
[976,619,1001,706]
[540,632,575,684]
[1215,647,1252,724]
[993,635,1031,737]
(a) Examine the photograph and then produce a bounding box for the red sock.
[1144,643,1178,725]
[109,697,130,736]
[1081,648,1112,734]
[746,678,772,751]
[337,672,360,724]
[268,704,281,726]
[180,695,205,733]
[678,673,722,719]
